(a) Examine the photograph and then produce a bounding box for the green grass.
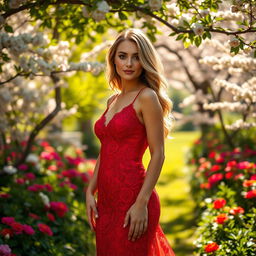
[143,131,200,256]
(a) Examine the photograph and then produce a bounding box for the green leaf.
[176,34,184,41]
[118,12,127,21]
[194,36,202,47]
[4,25,14,33]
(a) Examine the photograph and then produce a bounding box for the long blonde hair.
[106,28,174,138]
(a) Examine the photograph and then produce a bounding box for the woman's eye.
[119,55,125,59]
[135,56,140,60]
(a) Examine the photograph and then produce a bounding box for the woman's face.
[114,40,143,82]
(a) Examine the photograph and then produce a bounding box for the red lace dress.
[93,87,175,256]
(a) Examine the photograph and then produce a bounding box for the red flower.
[23,224,35,235]
[0,192,11,198]
[10,222,23,235]
[29,213,41,220]
[216,156,225,163]
[215,213,228,224]
[0,228,14,238]
[225,171,234,179]
[15,178,25,184]
[47,213,55,222]
[208,173,224,185]
[50,201,68,218]
[244,190,256,199]
[37,223,53,236]
[204,242,219,253]
[213,198,226,209]
[200,182,211,189]
[250,174,256,180]
[208,151,216,159]
[210,165,221,172]
[243,180,256,187]
[229,206,244,215]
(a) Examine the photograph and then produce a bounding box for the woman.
[86,28,175,256]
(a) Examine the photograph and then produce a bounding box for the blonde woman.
[86,28,175,256]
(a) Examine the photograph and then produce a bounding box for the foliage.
[0,139,95,256]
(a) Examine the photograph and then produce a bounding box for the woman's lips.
[123,70,134,74]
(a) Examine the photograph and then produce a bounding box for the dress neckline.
[103,87,147,128]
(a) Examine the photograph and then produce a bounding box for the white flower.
[39,192,50,207]
[148,0,162,11]
[82,6,90,18]
[229,37,240,48]
[230,5,240,13]
[26,153,39,164]
[199,9,209,17]
[204,198,212,203]
[92,10,105,21]
[192,23,204,36]
[3,165,17,174]
[97,1,110,13]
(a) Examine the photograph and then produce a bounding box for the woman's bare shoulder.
[106,93,118,107]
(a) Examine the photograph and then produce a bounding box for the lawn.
[143,131,200,256]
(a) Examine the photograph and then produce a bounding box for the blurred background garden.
[0,0,255,255]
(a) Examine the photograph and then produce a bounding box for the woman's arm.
[135,89,165,205]
[123,88,165,241]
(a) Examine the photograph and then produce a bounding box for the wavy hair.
[106,28,174,138]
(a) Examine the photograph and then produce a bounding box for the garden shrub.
[0,139,95,256]
[188,128,256,255]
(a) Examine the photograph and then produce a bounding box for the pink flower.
[18,164,28,171]
[47,165,58,171]
[0,244,11,255]
[44,184,53,192]
[213,198,226,209]
[1,217,15,226]
[250,174,256,180]
[50,202,68,218]
[237,161,253,170]
[15,178,25,185]
[61,169,79,179]
[22,224,35,235]
[25,173,36,180]
[27,184,45,192]
[37,223,53,236]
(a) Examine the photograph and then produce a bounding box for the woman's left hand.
[123,202,148,241]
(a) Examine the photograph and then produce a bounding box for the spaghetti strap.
[132,87,147,104]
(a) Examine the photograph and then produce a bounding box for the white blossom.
[26,153,39,164]
[3,165,17,174]
[199,9,209,17]
[91,1,110,22]
[229,37,240,48]
[192,23,204,36]
[166,3,180,16]
[39,192,50,207]
[226,119,256,130]
[148,0,162,11]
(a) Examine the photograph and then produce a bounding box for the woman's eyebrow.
[117,51,138,55]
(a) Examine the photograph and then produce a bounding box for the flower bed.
[188,131,256,255]
[0,139,95,256]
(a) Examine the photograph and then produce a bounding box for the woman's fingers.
[128,220,135,240]
[86,206,94,231]
[143,219,148,234]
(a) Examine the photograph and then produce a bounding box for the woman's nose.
[126,57,132,67]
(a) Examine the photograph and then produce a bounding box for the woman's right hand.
[86,190,99,232]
